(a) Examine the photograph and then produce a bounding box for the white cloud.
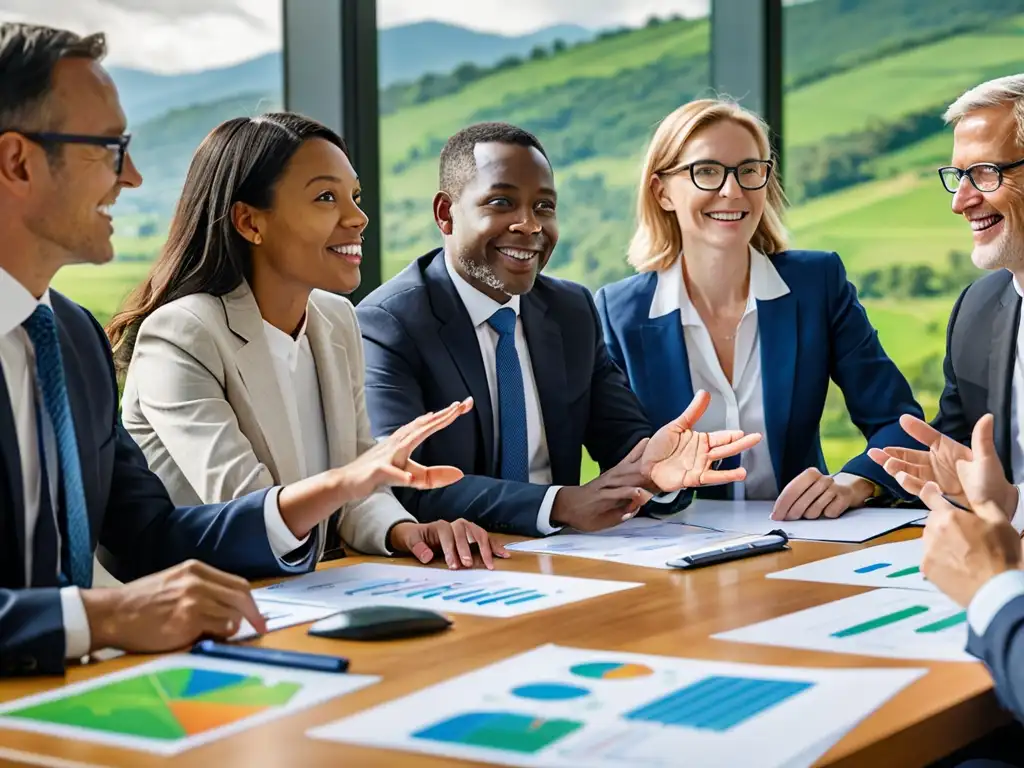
[2,0,280,73]
[3,0,709,73]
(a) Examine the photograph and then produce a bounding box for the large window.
[3,1,284,326]
[376,1,711,288]
[376,1,711,481]
[781,0,1024,469]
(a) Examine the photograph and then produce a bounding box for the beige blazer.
[119,282,415,557]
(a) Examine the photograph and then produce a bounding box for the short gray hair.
[944,74,1024,148]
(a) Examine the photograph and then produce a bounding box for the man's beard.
[457,252,508,295]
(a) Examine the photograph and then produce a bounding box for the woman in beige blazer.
[108,112,506,569]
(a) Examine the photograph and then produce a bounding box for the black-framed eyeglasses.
[0,131,132,174]
[938,158,1024,194]
[673,159,773,191]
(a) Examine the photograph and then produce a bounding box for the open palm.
[340,399,473,499]
[642,390,763,492]
[868,414,971,504]
[954,414,1016,516]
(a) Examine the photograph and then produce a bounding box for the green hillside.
[69,0,1024,479]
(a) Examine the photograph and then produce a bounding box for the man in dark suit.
[874,75,1024,767]
[0,23,480,677]
[358,122,761,537]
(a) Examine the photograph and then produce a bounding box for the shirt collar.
[262,312,308,372]
[443,249,521,328]
[1013,273,1023,298]
[0,267,52,337]
[649,245,790,323]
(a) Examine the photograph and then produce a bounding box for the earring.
[253,234,263,246]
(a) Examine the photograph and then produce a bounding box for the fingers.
[822,493,850,519]
[705,432,762,460]
[432,521,459,569]
[409,540,434,564]
[972,413,998,460]
[893,470,927,498]
[447,521,475,568]
[396,399,472,453]
[873,446,931,467]
[898,414,943,448]
[878,455,929,480]
[918,481,960,514]
[772,468,822,520]
[625,437,650,464]
[407,460,464,489]
[198,601,245,639]
[781,473,833,521]
[463,521,495,570]
[198,578,266,636]
[675,389,711,430]
[600,486,653,521]
[699,466,747,485]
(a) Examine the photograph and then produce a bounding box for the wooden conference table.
[0,527,1008,768]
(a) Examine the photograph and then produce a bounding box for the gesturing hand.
[642,390,762,492]
[389,519,510,570]
[868,414,972,504]
[335,398,473,502]
[550,438,654,532]
[771,468,875,521]
[80,560,266,653]
[918,481,1022,606]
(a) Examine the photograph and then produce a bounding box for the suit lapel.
[0,359,25,578]
[426,254,495,473]
[639,313,693,429]
[757,293,798,488]
[521,290,572,483]
[989,280,1020,475]
[305,302,351,470]
[223,285,303,484]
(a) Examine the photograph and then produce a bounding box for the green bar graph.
[915,612,967,634]
[831,605,930,638]
[886,566,920,579]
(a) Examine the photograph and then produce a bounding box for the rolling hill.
[78,0,1024,473]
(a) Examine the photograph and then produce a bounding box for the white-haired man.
[873,75,1024,766]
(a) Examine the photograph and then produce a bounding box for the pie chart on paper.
[570,662,654,680]
[6,667,301,740]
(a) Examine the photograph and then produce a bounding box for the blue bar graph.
[334,575,554,608]
[855,563,891,574]
[625,676,814,732]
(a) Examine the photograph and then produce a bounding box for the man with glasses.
[0,22,476,677]
[871,74,1024,766]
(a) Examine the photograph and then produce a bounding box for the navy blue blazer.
[595,250,923,500]
[968,595,1024,725]
[357,248,683,536]
[0,291,314,677]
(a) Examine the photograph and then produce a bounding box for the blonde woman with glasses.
[596,99,924,521]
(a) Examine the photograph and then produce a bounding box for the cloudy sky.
[2,0,709,73]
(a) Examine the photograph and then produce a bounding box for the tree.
[530,45,548,61]
[552,38,566,53]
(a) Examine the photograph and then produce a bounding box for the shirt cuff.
[60,586,91,660]
[968,569,1024,636]
[536,486,564,535]
[263,486,312,562]
[1011,484,1024,534]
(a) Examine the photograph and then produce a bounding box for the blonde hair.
[628,99,789,273]
[944,74,1024,148]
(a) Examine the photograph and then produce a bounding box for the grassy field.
[52,261,152,329]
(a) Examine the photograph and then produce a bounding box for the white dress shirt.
[0,268,306,660]
[649,246,786,500]
[969,275,1024,636]
[263,317,330,479]
[444,254,563,533]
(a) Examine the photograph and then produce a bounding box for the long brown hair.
[106,112,348,373]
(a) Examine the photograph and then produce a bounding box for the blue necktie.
[487,308,529,482]
[22,305,92,588]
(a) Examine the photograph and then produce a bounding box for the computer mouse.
[308,606,452,640]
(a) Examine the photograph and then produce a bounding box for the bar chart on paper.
[307,644,926,768]
[715,588,974,662]
[767,539,936,592]
[253,563,642,618]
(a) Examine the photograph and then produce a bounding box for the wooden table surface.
[0,527,1006,768]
